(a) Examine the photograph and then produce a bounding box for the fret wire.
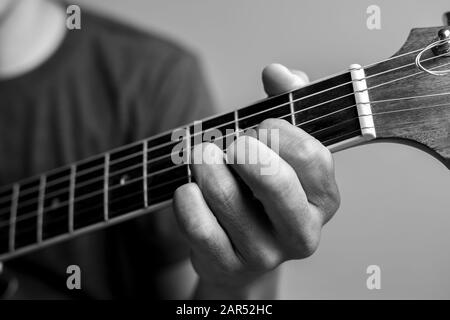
[69,165,76,233]
[9,118,363,237]
[143,141,149,206]
[185,126,192,183]
[0,111,360,230]
[10,53,445,209]
[5,57,447,217]
[0,101,359,219]
[3,50,450,249]
[37,175,46,243]
[9,184,19,251]
[234,110,240,139]
[11,179,184,238]
[0,104,357,221]
[1,47,447,204]
[7,125,363,240]
[0,81,354,207]
[104,153,110,221]
[289,92,296,125]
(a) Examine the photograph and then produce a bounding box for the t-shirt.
[0,10,215,299]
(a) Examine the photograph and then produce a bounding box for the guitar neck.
[0,66,375,261]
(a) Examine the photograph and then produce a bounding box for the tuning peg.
[443,12,450,26]
[432,27,450,56]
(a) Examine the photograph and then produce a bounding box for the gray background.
[72,0,450,299]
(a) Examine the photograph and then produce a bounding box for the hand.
[173,63,340,298]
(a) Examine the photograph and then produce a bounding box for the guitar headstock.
[366,25,450,169]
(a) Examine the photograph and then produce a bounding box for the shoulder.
[81,11,199,72]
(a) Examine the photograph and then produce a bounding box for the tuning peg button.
[432,28,450,56]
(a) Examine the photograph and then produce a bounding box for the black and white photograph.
[0,0,449,308]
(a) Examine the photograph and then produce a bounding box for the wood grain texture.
[366,27,450,168]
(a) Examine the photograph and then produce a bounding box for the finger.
[173,183,239,270]
[226,136,321,257]
[291,69,309,83]
[190,143,283,267]
[262,63,308,96]
[254,118,340,223]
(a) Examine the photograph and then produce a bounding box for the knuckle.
[292,232,320,258]
[284,217,322,259]
[207,177,237,211]
[299,236,320,258]
[217,258,244,277]
[327,186,341,214]
[246,249,283,272]
[296,138,325,163]
[256,163,296,197]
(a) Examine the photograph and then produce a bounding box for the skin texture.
[174,63,341,299]
[0,0,340,299]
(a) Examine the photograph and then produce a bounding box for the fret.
[191,112,235,139]
[148,139,180,167]
[108,144,145,218]
[69,165,76,233]
[147,133,183,175]
[303,111,361,144]
[8,185,19,252]
[37,175,46,243]
[14,179,39,249]
[73,156,104,229]
[294,96,357,127]
[147,164,189,206]
[0,67,368,262]
[147,132,175,157]
[104,153,110,221]
[238,94,290,129]
[43,167,71,239]
[143,141,149,207]
[322,129,362,147]
[147,131,173,148]
[289,92,295,125]
[291,72,353,104]
[287,74,360,146]
[185,126,192,183]
[0,187,12,254]
[234,110,240,139]
[292,88,354,119]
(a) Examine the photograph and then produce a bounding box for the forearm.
[193,269,280,300]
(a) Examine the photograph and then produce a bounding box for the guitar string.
[2,53,450,215]
[0,125,367,237]
[3,91,450,231]
[0,44,444,201]
[0,115,357,223]
[7,95,450,238]
[0,50,448,209]
[0,44,448,215]
[9,95,450,239]
[1,58,450,222]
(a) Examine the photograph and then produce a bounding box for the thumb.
[262,63,309,96]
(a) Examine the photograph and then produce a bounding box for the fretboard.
[0,70,365,261]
